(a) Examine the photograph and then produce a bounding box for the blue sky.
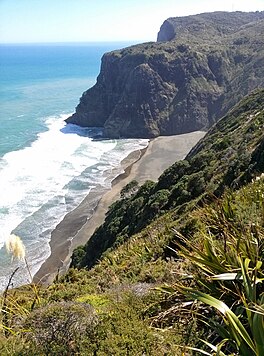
[0,0,263,43]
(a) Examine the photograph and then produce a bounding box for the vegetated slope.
[66,11,264,138]
[72,88,264,270]
[1,90,264,355]
[2,166,263,355]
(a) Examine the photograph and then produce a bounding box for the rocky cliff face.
[66,11,264,138]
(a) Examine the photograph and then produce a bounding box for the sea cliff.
[66,11,264,138]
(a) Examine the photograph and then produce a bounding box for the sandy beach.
[34,131,205,285]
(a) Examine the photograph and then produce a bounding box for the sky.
[0,0,263,43]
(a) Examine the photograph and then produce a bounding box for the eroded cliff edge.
[66,11,264,138]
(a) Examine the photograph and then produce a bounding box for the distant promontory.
[66,11,264,138]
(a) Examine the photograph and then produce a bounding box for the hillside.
[66,11,264,138]
[72,89,264,270]
[1,89,263,355]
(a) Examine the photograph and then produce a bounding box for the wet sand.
[34,131,205,285]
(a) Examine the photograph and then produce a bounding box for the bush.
[120,180,139,198]
[24,301,98,355]
[71,246,85,269]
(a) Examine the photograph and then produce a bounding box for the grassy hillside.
[0,89,263,355]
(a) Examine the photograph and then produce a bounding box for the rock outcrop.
[66,11,264,138]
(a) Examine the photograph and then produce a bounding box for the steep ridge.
[72,89,264,269]
[66,11,264,138]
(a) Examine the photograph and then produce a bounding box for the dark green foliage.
[135,179,156,198]
[120,179,139,198]
[187,172,206,197]
[155,159,190,190]
[168,177,190,206]
[147,189,170,213]
[71,245,86,269]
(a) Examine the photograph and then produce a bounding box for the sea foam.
[0,114,113,243]
[0,114,148,289]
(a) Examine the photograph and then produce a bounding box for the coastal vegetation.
[0,88,263,354]
[72,89,264,270]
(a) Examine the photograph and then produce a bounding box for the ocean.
[0,43,148,290]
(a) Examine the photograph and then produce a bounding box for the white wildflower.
[5,234,26,261]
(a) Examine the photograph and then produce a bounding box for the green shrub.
[120,180,139,198]
[71,245,85,269]
[24,301,98,355]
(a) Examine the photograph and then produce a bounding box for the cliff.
[66,11,264,138]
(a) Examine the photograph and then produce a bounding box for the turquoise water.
[0,43,148,289]
[0,43,126,156]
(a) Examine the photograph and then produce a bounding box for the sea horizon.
[0,40,143,46]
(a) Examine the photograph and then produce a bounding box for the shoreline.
[33,146,148,285]
[34,131,205,285]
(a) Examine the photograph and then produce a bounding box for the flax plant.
[165,181,264,355]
